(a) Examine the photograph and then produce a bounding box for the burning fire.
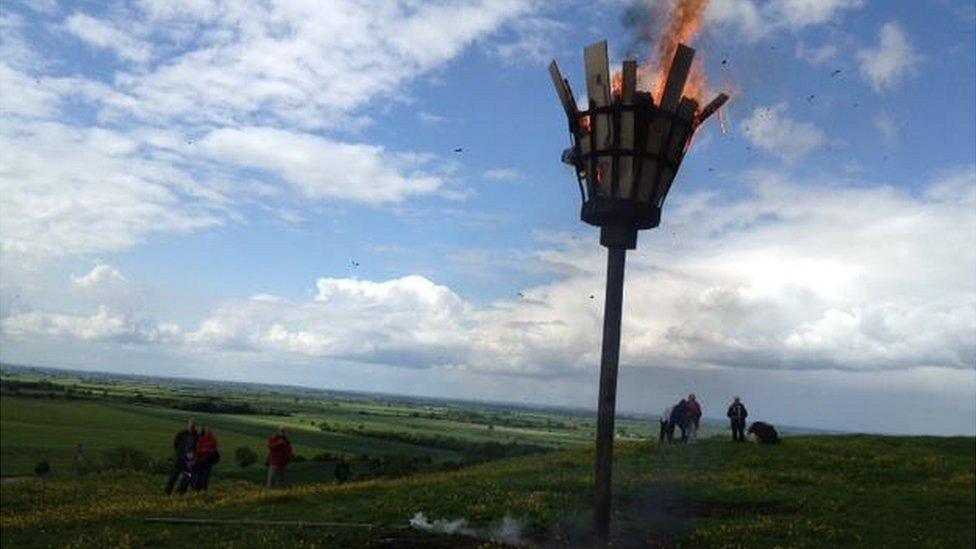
[613,0,712,108]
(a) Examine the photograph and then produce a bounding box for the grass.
[0,396,463,476]
[2,436,973,547]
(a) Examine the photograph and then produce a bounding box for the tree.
[235,446,257,468]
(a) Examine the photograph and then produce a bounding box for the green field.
[0,396,461,479]
[0,367,671,479]
[2,367,973,546]
[1,436,972,547]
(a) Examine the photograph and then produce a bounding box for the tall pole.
[594,243,627,541]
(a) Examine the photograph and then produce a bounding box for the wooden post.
[584,41,613,196]
[618,60,637,199]
[655,97,698,206]
[638,44,695,202]
[594,243,627,541]
[697,93,729,125]
[548,61,578,119]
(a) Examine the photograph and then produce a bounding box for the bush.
[291,454,307,463]
[34,460,51,476]
[334,461,351,484]
[235,446,257,468]
[102,447,151,472]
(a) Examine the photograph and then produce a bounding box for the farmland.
[0,365,663,479]
[1,366,973,547]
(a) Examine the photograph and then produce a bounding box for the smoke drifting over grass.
[409,512,522,544]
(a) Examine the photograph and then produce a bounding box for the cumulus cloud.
[1,305,181,343]
[179,275,474,366]
[9,170,973,376]
[197,127,443,204]
[767,0,864,28]
[63,12,152,63]
[707,0,862,41]
[0,0,536,260]
[0,118,227,260]
[0,1,538,261]
[71,263,128,292]
[94,0,534,127]
[857,21,921,92]
[741,104,826,163]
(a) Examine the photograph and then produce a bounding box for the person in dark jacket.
[266,427,293,488]
[685,394,702,444]
[164,418,198,495]
[669,400,688,442]
[727,396,748,442]
[659,406,674,444]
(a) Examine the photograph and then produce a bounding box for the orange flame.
[611,71,623,98]
[648,0,710,105]
[612,0,712,109]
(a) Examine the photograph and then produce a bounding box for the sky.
[1,0,974,435]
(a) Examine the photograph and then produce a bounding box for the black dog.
[747,421,779,444]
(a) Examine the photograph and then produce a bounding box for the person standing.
[266,427,293,488]
[165,418,198,495]
[659,406,673,444]
[72,442,87,474]
[685,394,702,444]
[727,396,748,442]
[194,426,219,491]
[670,400,688,442]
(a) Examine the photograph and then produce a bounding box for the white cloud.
[71,263,128,292]
[417,111,447,125]
[489,16,567,66]
[873,112,898,146]
[857,21,921,92]
[768,0,864,28]
[707,0,862,41]
[197,127,444,204]
[741,104,825,163]
[795,41,838,66]
[10,169,972,377]
[63,12,152,63]
[96,0,534,128]
[0,119,228,260]
[483,168,522,182]
[1,305,180,343]
[0,63,60,118]
[0,2,537,263]
[181,275,473,365]
[706,0,766,41]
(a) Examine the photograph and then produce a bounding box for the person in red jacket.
[266,427,293,488]
[193,426,219,491]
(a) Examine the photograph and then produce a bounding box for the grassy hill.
[0,396,461,477]
[2,436,973,547]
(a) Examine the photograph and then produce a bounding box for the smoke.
[491,514,523,544]
[409,512,522,544]
[620,0,713,103]
[409,512,476,536]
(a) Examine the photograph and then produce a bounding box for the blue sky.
[1,0,974,435]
